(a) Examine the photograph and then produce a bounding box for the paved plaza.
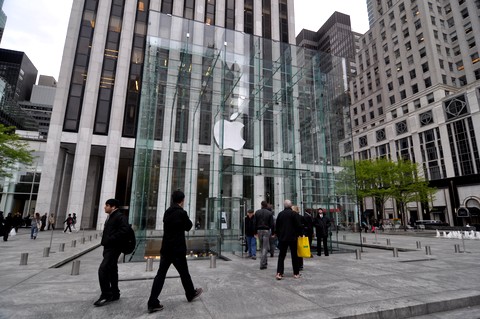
[0,228,479,318]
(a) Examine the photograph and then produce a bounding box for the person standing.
[244,209,256,259]
[31,213,41,239]
[275,200,302,280]
[1,211,10,241]
[254,201,275,270]
[147,190,202,313]
[64,214,73,233]
[47,213,56,230]
[94,199,129,306]
[314,209,331,256]
[40,213,47,231]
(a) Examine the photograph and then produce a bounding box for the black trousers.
[317,236,329,256]
[148,255,195,305]
[98,247,122,297]
[64,224,72,232]
[276,240,300,276]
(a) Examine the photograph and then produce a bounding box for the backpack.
[122,224,136,255]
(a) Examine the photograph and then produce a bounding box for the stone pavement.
[0,228,479,319]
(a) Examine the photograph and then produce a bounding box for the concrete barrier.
[355,249,361,260]
[425,246,432,255]
[71,260,81,275]
[393,247,399,257]
[71,240,76,248]
[210,254,217,268]
[59,243,65,252]
[386,238,391,246]
[416,241,422,249]
[146,258,154,272]
[20,253,28,265]
[43,247,50,257]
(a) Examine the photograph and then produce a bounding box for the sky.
[1,0,369,81]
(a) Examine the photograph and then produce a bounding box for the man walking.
[94,199,129,306]
[275,200,302,280]
[314,208,331,256]
[147,190,202,313]
[255,201,275,270]
[244,209,256,259]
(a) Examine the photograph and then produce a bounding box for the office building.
[345,0,480,225]
[0,0,6,44]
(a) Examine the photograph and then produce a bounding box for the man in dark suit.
[275,200,302,280]
[94,199,129,306]
[314,208,331,256]
[147,190,203,313]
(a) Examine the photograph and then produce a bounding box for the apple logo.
[213,111,246,151]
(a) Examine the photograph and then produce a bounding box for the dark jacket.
[245,215,256,237]
[275,208,302,242]
[160,204,193,257]
[314,215,331,238]
[101,209,129,249]
[254,208,274,233]
[303,212,314,237]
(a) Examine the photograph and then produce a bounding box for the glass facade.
[127,14,358,260]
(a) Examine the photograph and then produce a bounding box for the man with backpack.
[94,199,129,307]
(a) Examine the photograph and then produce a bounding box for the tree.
[338,158,436,225]
[390,159,436,228]
[0,124,34,178]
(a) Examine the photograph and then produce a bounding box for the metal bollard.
[362,237,366,243]
[95,234,98,239]
[59,243,65,252]
[355,249,361,260]
[89,235,92,241]
[43,247,50,257]
[393,247,398,257]
[71,240,76,248]
[416,241,422,249]
[343,235,346,241]
[454,244,460,253]
[386,238,391,246]
[81,237,85,244]
[146,258,154,272]
[20,253,29,265]
[425,246,431,255]
[210,254,217,268]
[71,260,81,275]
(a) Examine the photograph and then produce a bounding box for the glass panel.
[128,14,358,260]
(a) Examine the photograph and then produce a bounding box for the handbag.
[297,236,310,258]
[9,228,16,236]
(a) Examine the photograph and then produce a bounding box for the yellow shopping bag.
[297,236,311,258]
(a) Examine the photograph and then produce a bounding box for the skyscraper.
[0,0,6,44]
[346,0,480,225]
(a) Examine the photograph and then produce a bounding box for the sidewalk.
[0,228,479,318]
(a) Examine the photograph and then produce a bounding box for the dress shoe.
[93,295,112,307]
[148,303,164,313]
[187,288,203,302]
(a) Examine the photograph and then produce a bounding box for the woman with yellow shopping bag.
[275,200,303,280]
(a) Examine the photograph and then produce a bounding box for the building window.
[184,0,195,19]
[376,128,386,142]
[225,0,235,30]
[205,0,216,25]
[359,136,368,148]
[396,120,408,135]
[409,69,416,79]
[420,110,433,126]
[414,99,421,108]
[244,0,253,34]
[412,84,418,94]
[427,93,434,103]
[444,94,468,121]
[400,90,407,100]
[422,62,429,72]
[161,0,173,14]
[424,77,432,88]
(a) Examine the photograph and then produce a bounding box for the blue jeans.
[257,229,271,268]
[246,235,256,257]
